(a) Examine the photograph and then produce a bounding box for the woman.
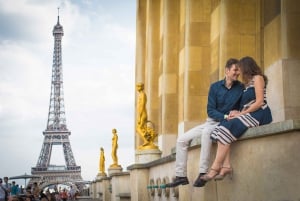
[201,56,273,181]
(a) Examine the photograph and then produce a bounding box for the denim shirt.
[207,79,244,122]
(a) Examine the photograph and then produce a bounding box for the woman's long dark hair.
[238,56,268,86]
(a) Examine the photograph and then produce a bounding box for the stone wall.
[129,119,300,201]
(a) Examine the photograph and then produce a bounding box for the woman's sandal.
[214,166,233,181]
[200,168,220,181]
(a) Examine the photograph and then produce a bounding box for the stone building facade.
[135,0,300,151]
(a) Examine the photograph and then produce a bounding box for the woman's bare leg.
[204,142,231,178]
[222,148,231,167]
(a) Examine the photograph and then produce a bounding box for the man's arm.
[207,84,226,121]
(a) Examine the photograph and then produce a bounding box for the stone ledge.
[127,153,175,170]
[109,171,130,177]
[127,119,300,170]
[95,176,111,182]
[190,119,300,146]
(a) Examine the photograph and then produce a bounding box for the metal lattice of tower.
[31,13,82,186]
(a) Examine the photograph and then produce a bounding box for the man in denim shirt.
[166,58,244,188]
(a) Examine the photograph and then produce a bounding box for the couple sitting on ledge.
[166,56,272,188]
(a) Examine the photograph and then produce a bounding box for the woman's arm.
[240,75,265,115]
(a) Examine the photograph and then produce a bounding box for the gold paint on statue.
[136,83,158,150]
[110,128,121,168]
[98,147,106,176]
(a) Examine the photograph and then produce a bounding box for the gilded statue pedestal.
[108,165,123,175]
[135,149,162,163]
[96,172,107,180]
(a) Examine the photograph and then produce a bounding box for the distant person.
[59,189,68,201]
[201,56,273,182]
[10,181,18,196]
[69,186,77,201]
[2,177,10,201]
[30,183,39,201]
[0,178,7,201]
[39,191,49,201]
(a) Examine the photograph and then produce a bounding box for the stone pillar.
[90,181,96,199]
[265,0,300,122]
[145,0,160,145]
[178,0,212,136]
[219,0,261,77]
[135,0,162,163]
[158,0,180,156]
[210,2,221,82]
[93,177,111,201]
[135,0,147,149]
[109,172,130,201]
[129,168,149,201]
[100,177,111,201]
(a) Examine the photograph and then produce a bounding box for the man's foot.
[193,173,207,187]
[165,176,189,188]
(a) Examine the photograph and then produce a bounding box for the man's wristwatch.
[224,114,229,119]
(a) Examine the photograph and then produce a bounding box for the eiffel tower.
[31,12,82,187]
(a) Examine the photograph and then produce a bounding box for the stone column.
[159,0,180,156]
[101,178,111,201]
[134,0,162,164]
[219,0,261,76]
[109,172,130,201]
[135,0,147,149]
[178,0,212,136]
[145,0,160,144]
[265,0,300,122]
[129,168,149,201]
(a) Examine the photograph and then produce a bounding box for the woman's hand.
[227,110,240,120]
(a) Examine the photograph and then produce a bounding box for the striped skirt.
[211,106,272,145]
[210,113,259,145]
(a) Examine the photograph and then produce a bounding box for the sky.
[0,0,136,185]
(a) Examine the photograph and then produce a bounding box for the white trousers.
[175,118,219,177]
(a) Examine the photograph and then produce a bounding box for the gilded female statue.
[99,147,106,174]
[136,83,148,130]
[136,83,158,149]
[110,128,119,167]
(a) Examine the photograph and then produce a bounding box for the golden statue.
[136,83,158,150]
[98,147,106,175]
[110,128,121,167]
[136,83,148,130]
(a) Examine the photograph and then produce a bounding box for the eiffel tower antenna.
[57,7,60,23]
[31,10,82,187]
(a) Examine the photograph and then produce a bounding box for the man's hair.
[225,58,239,69]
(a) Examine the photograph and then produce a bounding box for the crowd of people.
[0,178,79,201]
